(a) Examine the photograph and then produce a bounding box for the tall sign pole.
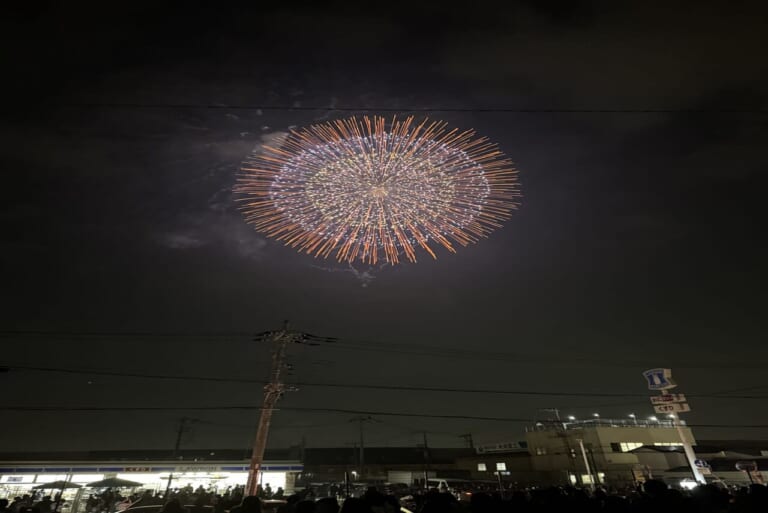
[642,368,706,485]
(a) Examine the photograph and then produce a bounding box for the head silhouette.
[238,496,261,513]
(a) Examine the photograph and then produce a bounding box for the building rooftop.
[0,447,473,466]
[0,449,297,463]
[527,418,679,431]
[303,447,473,465]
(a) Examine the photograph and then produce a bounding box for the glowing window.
[496,462,506,471]
[477,463,487,472]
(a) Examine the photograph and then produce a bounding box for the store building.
[0,449,303,509]
[524,417,692,488]
[4,437,763,502]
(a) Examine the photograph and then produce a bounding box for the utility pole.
[245,322,292,497]
[245,321,336,496]
[165,417,194,500]
[422,432,431,488]
[360,418,365,477]
[349,416,374,479]
[576,438,596,490]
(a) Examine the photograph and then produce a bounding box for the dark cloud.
[158,211,268,260]
[440,3,767,109]
[1,2,766,450]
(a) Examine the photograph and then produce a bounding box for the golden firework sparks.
[235,115,521,264]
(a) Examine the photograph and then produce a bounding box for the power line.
[3,330,766,370]
[2,404,767,429]
[0,330,251,338]
[324,340,768,370]
[5,364,768,400]
[0,405,533,421]
[58,103,768,114]
[195,419,351,431]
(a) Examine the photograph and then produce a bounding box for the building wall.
[632,451,688,479]
[300,463,467,485]
[525,424,695,488]
[454,453,543,487]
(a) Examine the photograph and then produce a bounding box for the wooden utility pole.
[164,417,194,499]
[245,323,292,496]
[245,322,337,496]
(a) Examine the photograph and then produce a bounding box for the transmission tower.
[245,321,336,496]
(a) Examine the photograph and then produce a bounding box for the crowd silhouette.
[2,480,766,513]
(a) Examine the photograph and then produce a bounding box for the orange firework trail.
[235,115,521,265]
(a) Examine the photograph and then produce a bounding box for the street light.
[567,416,576,421]
[592,413,600,418]
[648,416,658,422]
[628,413,637,425]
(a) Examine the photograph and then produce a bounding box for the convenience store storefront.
[0,460,303,510]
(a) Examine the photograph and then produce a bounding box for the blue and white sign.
[694,459,710,468]
[642,368,677,391]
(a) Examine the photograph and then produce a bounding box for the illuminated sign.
[642,368,677,391]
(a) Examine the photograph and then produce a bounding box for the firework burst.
[235,115,521,264]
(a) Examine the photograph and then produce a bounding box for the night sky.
[1,2,766,452]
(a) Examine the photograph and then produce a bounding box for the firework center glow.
[237,116,520,264]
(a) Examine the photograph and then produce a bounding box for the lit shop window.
[477,463,487,472]
[496,462,507,471]
[611,442,644,452]
[581,473,606,484]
